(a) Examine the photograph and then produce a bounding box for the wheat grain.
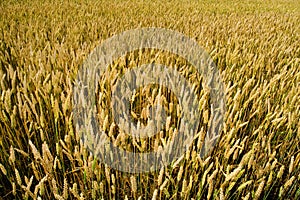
[271,158,277,170]
[284,176,295,189]
[266,171,273,188]
[63,177,68,199]
[111,185,116,195]
[29,140,42,161]
[9,145,15,165]
[254,177,265,200]
[207,179,213,200]
[157,166,164,186]
[237,180,253,192]
[100,182,104,195]
[52,178,58,194]
[289,155,294,174]
[14,148,29,157]
[15,169,22,186]
[130,176,137,193]
[160,179,169,191]
[105,165,111,184]
[70,183,80,199]
[208,168,218,182]
[181,178,187,197]
[277,165,285,179]
[219,187,224,200]
[177,165,184,182]
[0,163,7,175]
[151,189,158,200]
[12,182,16,196]
[225,166,242,182]
[248,153,255,169]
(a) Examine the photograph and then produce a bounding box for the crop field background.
[0,0,299,199]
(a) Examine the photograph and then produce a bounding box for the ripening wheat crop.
[0,0,299,199]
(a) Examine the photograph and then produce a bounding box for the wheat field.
[0,0,299,199]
